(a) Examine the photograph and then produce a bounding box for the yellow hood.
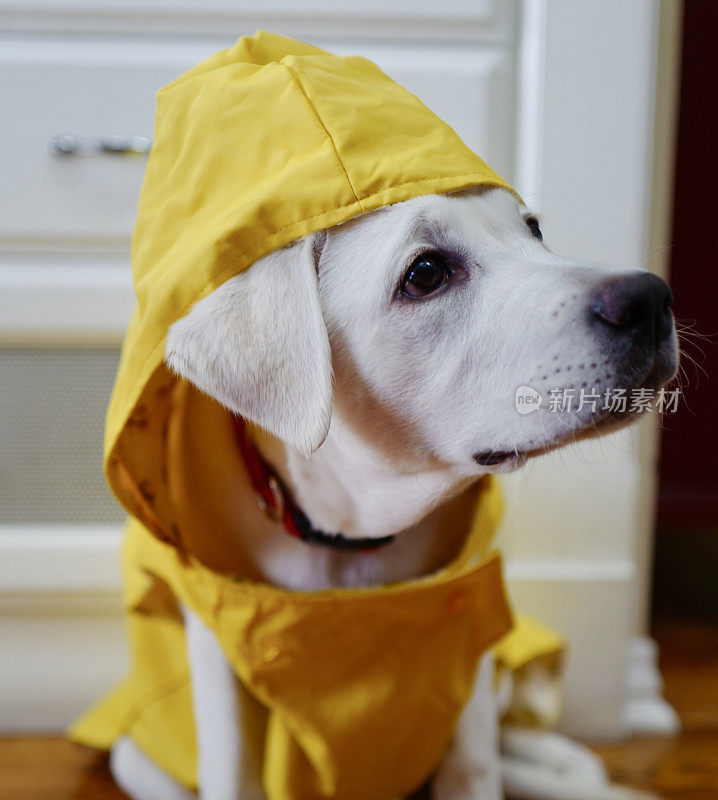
[106,30,517,545]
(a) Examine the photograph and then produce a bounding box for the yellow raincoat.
[69,31,562,800]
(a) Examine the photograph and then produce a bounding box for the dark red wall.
[657,0,718,526]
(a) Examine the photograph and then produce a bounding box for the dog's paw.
[110,737,196,800]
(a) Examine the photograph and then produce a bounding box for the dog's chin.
[533,408,640,456]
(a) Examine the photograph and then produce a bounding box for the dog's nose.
[590,272,674,343]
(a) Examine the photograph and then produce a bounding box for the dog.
[104,185,678,800]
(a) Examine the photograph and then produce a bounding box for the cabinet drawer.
[2,35,513,247]
[1,37,232,244]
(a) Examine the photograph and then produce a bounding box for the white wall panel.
[497,0,662,738]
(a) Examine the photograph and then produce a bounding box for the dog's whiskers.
[677,343,708,383]
[674,317,714,339]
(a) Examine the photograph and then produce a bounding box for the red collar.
[233,416,395,552]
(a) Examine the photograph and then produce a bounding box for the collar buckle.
[254,474,285,521]
[234,415,394,552]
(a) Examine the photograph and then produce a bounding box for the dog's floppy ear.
[165,233,332,457]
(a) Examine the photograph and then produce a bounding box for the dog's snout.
[590,272,673,343]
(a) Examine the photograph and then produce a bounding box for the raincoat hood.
[106,30,518,544]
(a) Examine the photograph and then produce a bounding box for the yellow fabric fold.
[71,478,514,799]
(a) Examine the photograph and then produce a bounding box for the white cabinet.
[0,37,514,246]
[0,30,515,339]
[0,0,667,741]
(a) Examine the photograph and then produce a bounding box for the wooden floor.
[592,620,718,800]
[1,620,716,800]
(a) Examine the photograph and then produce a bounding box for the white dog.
[109,186,677,800]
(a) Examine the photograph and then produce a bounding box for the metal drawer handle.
[50,134,152,156]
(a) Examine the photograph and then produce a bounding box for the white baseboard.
[0,257,134,345]
[0,527,126,731]
[506,562,637,740]
[0,526,122,607]
[0,528,658,740]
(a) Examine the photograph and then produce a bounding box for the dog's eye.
[401,253,453,298]
[526,217,543,241]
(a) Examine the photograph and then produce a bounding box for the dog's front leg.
[184,606,264,800]
[432,651,503,800]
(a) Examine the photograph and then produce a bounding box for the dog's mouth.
[473,450,520,466]
[472,414,625,469]
[473,395,663,470]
